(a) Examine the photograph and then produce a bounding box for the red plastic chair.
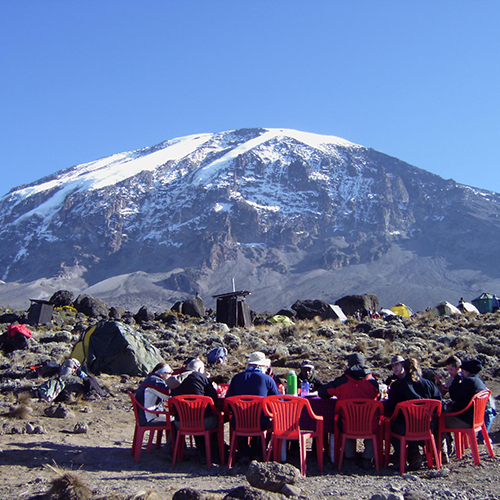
[439,389,494,465]
[335,399,384,471]
[128,392,171,463]
[168,395,224,469]
[385,399,441,473]
[263,395,323,476]
[224,396,268,468]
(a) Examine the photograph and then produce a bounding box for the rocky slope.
[1,128,500,313]
[0,304,500,500]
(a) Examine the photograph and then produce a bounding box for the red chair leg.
[482,425,495,458]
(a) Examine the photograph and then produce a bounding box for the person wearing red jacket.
[318,353,379,469]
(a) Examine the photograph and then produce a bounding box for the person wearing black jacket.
[385,358,441,470]
[171,358,220,463]
[297,359,323,393]
[444,359,486,427]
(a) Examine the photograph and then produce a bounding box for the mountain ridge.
[1,127,499,313]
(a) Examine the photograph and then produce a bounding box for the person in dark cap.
[318,352,379,468]
[444,359,487,427]
[384,355,406,387]
[297,359,323,394]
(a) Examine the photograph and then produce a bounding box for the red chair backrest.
[224,396,264,433]
[394,399,441,438]
[336,399,383,436]
[472,390,491,429]
[128,392,141,424]
[263,395,311,437]
[168,395,215,432]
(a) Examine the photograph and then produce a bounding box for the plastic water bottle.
[301,380,310,397]
[286,370,298,396]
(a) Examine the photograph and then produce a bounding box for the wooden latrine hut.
[212,290,252,328]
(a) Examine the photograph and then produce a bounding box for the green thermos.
[286,370,298,396]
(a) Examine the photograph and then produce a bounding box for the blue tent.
[471,293,500,314]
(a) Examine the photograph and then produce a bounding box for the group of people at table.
[135,349,496,471]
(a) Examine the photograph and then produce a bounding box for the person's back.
[171,359,217,403]
[227,365,279,398]
[319,353,379,400]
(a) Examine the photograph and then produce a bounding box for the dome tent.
[390,303,413,317]
[71,321,163,376]
[457,301,480,314]
[431,301,461,317]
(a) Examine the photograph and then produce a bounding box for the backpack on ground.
[38,378,65,403]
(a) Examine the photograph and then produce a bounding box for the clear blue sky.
[1,1,499,196]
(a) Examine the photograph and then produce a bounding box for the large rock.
[291,299,339,321]
[134,305,155,323]
[335,293,379,317]
[223,485,279,500]
[73,294,109,318]
[245,460,300,493]
[173,488,205,500]
[172,296,206,318]
[49,289,75,307]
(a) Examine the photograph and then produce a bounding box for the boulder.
[173,488,205,500]
[182,296,206,317]
[73,294,109,318]
[49,290,75,307]
[335,293,379,317]
[172,296,206,318]
[134,305,155,323]
[0,312,20,324]
[109,306,125,320]
[223,485,279,500]
[245,460,300,493]
[291,299,340,321]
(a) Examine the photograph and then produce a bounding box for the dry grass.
[9,403,32,419]
[42,465,93,500]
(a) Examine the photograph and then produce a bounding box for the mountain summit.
[1,127,499,312]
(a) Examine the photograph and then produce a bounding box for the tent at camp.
[329,304,347,323]
[457,301,480,315]
[71,321,163,376]
[390,303,414,317]
[380,308,396,318]
[471,293,500,314]
[431,301,462,318]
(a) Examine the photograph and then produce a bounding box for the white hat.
[247,351,271,367]
[155,364,173,375]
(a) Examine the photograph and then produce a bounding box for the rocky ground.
[1,303,500,500]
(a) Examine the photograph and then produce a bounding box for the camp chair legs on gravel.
[263,395,323,476]
[385,399,441,474]
[224,395,268,468]
[168,395,225,469]
[439,390,495,466]
[335,399,384,472]
[128,392,172,463]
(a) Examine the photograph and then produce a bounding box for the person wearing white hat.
[135,362,173,425]
[226,351,280,464]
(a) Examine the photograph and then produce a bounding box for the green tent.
[471,293,500,314]
[71,320,163,376]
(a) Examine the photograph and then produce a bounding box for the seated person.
[226,351,280,463]
[383,355,406,387]
[435,355,461,397]
[170,358,221,463]
[385,358,441,470]
[297,359,323,394]
[319,353,379,469]
[135,362,173,425]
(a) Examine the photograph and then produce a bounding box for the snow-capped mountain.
[1,127,500,312]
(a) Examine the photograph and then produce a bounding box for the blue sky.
[1,1,499,196]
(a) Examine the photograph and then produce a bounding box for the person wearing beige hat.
[384,355,406,387]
